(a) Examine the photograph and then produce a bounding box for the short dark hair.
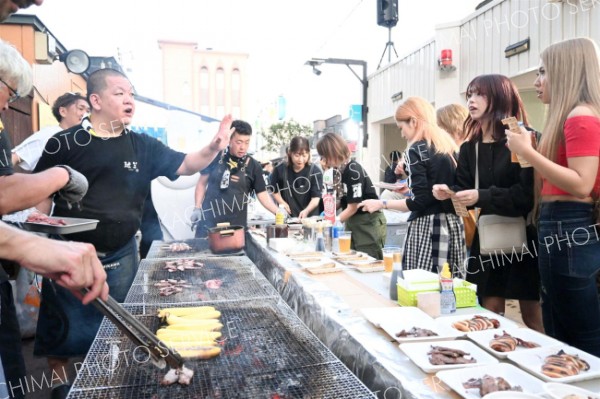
[389,150,401,162]
[52,92,88,122]
[86,68,129,102]
[231,120,252,136]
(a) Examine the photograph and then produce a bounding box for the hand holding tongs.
[82,288,184,369]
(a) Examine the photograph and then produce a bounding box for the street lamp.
[304,58,368,148]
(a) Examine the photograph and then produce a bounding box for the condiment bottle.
[439,262,456,314]
[389,252,403,301]
[331,217,343,253]
[315,226,326,252]
[275,204,287,225]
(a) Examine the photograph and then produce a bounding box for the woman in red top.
[507,37,600,356]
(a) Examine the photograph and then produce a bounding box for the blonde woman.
[507,38,600,355]
[316,132,386,259]
[360,96,466,275]
[437,103,469,146]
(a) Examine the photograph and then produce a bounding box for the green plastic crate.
[397,280,477,308]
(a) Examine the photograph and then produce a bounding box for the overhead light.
[312,66,322,76]
[58,49,90,74]
[504,38,530,58]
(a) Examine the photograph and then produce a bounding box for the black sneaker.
[50,384,71,399]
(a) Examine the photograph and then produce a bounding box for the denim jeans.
[537,201,600,356]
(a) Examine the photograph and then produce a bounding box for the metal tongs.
[82,288,184,369]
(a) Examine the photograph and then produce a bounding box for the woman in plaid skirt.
[360,96,466,276]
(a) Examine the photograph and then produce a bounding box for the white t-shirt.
[12,125,62,171]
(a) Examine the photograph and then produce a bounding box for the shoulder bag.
[474,142,527,255]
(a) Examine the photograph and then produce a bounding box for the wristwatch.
[382,199,388,209]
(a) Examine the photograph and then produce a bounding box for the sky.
[22,0,482,126]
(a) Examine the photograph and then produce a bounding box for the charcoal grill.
[126,256,278,304]
[68,299,375,398]
[146,238,244,259]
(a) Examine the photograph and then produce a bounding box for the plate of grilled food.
[380,312,462,343]
[436,363,545,399]
[399,340,498,373]
[467,327,563,359]
[507,345,600,384]
[22,214,99,234]
[436,313,519,337]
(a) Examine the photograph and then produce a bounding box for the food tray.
[22,217,99,234]
[399,339,498,374]
[379,310,462,343]
[361,306,432,328]
[372,181,407,190]
[543,382,600,399]
[351,261,385,273]
[435,313,520,337]
[466,327,563,359]
[397,280,477,308]
[305,264,343,274]
[436,363,545,399]
[507,345,600,383]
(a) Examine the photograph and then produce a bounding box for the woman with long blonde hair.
[361,96,466,275]
[507,37,600,355]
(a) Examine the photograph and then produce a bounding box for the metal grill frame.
[146,238,244,259]
[67,362,376,399]
[68,299,374,398]
[127,256,278,304]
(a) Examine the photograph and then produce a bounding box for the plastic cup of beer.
[383,246,401,273]
[338,231,352,253]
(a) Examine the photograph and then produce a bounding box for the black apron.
[195,152,249,238]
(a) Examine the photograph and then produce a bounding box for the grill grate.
[67,362,375,398]
[146,238,244,259]
[68,300,375,398]
[126,256,277,304]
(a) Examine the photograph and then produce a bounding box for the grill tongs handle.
[82,289,184,369]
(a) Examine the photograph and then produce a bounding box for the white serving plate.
[507,345,600,384]
[380,311,462,343]
[467,327,563,359]
[399,339,498,374]
[484,392,543,398]
[361,306,433,328]
[436,313,520,337]
[436,362,545,399]
[543,382,600,399]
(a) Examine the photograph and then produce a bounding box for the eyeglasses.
[0,78,19,103]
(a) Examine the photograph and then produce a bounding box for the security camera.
[312,66,322,76]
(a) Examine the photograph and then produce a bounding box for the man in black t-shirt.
[32,68,233,391]
[191,120,279,237]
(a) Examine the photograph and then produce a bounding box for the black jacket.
[452,138,533,217]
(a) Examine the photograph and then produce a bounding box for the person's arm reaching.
[190,173,209,224]
[0,167,69,214]
[257,191,279,215]
[0,222,108,304]
[177,115,234,176]
[299,197,320,219]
